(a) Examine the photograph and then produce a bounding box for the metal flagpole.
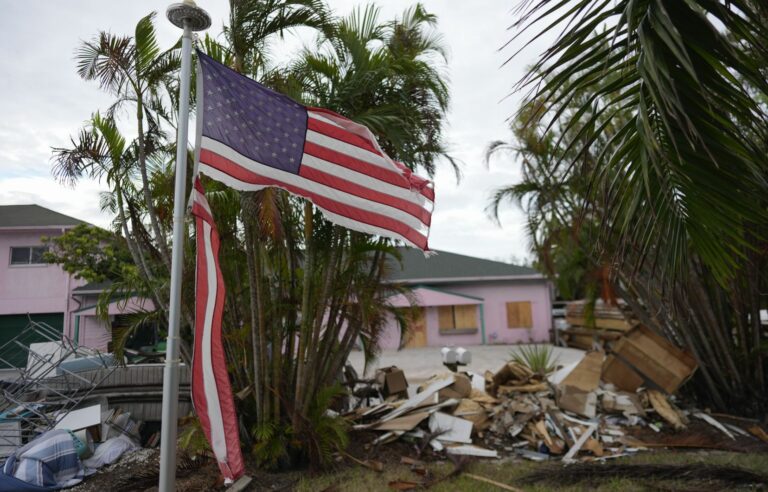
[160,2,210,491]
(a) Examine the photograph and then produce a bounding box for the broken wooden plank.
[562,424,597,462]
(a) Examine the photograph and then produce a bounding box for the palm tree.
[75,12,181,269]
[495,1,768,411]
[510,0,768,283]
[291,3,457,177]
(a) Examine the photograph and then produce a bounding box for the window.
[506,301,533,329]
[9,246,48,266]
[438,304,478,333]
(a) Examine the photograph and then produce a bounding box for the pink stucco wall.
[0,228,116,351]
[379,279,552,349]
[74,315,112,351]
[0,228,85,317]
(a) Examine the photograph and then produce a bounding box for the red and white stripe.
[198,107,434,250]
[190,179,245,482]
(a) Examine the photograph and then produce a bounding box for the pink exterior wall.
[0,228,115,351]
[0,228,85,317]
[75,315,112,351]
[379,279,552,349]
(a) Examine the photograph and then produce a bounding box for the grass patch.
[296,451,768,491]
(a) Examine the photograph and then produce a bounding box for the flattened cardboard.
[428,412,473,444]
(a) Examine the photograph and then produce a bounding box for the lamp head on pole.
[167,0,211,31]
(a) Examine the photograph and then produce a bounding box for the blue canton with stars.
[198,51,308,174]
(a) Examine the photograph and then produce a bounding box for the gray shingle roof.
[387,247,540,283]
[0,204,85,228]
[72,280,114,294]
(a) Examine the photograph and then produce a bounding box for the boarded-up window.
[506,301,533,328]
[437,305,478,331]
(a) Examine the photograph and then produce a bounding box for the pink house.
[0,205,152,362]
[379,248,553,349]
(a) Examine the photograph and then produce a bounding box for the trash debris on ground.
[344,346,768,465]
[0,320,190,490]
[561,300,637,350]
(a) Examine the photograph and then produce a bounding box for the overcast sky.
[0,1,552,264]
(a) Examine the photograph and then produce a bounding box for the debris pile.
[561,300,637,350]
[0,321,186,489]
[344,335,768,464]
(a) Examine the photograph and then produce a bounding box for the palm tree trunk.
[293,201,313,428]
[136,98,171,269]
[242,210,264,422]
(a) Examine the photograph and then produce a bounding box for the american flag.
[195,51,434,250]
[189,178,244,482]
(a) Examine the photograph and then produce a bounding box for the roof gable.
[0,204,86,228]
[387,247,540,283]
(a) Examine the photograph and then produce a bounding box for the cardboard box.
[611,325,697,393]
[375,366,408,397]
[602,354,644,392]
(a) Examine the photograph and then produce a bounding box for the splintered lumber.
[380,378,453,423]
[562,424,597,462]
[561,328,623,350]
[493,362,534,386]
[566,301,632,320]
[498,383,549,395]
[747,426,768,444]
[647,390,686,430]
[370,412,430,432]
[566,316,637,332]
[562,332,595,350]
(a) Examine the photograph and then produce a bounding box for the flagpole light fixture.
[159,1,210,492]
[166,0,211,31]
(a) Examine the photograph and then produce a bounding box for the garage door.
[0,313,64,367]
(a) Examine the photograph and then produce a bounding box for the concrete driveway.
[347,344,585,384]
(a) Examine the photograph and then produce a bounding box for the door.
[404,307,427,348]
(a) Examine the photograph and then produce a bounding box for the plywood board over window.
[438,305,478,333]
[438,306,455,330]
[507,301,533,329]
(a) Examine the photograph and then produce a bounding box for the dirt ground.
[71,421,768,492]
